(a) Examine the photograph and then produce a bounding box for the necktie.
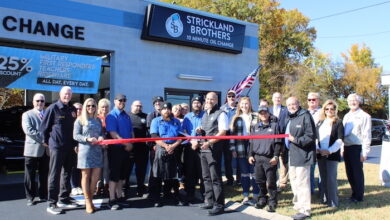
[39,111,44,120]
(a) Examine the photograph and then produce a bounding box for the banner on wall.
[0,46,102,94]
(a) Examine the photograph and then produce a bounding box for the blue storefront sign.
[0,46,102,94]
[142,4,246,54]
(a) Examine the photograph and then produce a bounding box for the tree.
[0,88,24,110]
[160,0,316,100]
[337,44,386,117]
[284,50,338,107]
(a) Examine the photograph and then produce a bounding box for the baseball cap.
[191,96,204,104]
[114,94,126,100]
[152,96,164,104]
[227,90,236,96]
[161,102,172,110]
[258,106,269,113]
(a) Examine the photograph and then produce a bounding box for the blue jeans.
[238,158,259,197]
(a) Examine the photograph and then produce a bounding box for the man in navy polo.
[41,86,79,215]
[106,94,134,210]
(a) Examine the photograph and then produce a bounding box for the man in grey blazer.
[21,93,49,206]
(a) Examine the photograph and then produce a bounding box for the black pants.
[148,147,157,194]
[48,148,76,205]
[126,143,149,191]
[24,154,49,200]
[344,145,364,201]
[254,155,277,206]
[184,146,204,197]
[149,177,179,201]
[222,140,233,182]
[201,145,224,208]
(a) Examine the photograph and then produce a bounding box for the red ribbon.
[98,134,288,145]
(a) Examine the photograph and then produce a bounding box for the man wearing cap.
[41,86,79,214]
[146,96,164,197]
[149,102,185,207]
[285,97,316,220]
[197,92,228,216]
[185,96,205,203]
[248,107,282,212]
[105,94,134,210]
[220,90,237,185]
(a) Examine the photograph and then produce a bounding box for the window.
[164,88,221,110]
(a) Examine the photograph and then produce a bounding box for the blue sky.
[280,0,390,72]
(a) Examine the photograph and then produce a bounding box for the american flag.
[228,65,261,97]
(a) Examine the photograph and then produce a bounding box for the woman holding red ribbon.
[73,98,104,214]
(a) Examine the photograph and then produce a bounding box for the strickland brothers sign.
[141,4,246,54]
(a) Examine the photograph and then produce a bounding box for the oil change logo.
[165,13,183,38]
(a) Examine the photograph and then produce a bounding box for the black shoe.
[348,197,358,203]
[200,203,213,209]
[225,179,234,186]
[255,201,267,209]
[154,201,162,207]
[292,213,310,220]
[37,198,47,203]
[266,205,276,212]
[117,197,131,208]
[207,207,224,216]
[27,199,35,206]
[108,200,121,210]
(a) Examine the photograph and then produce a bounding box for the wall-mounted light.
[177,74,213,81]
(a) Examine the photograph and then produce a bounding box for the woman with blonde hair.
[96,98,110,196]
[316,99,344,208]
[230,97,260,205]
[73,98,104,213]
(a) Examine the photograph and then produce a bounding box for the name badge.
[296,125,302,128]
[58,116,65,119]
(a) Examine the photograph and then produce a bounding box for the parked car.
[0,106,31,172]
[371,118,388,145]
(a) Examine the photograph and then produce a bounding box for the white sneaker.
[46,204,63,215]
[71,188,78,196]
[242,197,250,205]
[57,200,79,209]
[76,187,83,195]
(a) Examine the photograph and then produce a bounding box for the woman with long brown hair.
[230,97,260,205]
[316,99,344,208]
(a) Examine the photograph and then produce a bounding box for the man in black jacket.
[285,97,316,220]
[41,86,79,215]
[128,100,149,197]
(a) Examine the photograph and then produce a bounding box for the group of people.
[21,86,371,220]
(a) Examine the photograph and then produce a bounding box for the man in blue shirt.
[149,102,183,207]
[184,96,205,202]
[106,94,134,210]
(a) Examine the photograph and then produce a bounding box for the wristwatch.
[273,156,279,160]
